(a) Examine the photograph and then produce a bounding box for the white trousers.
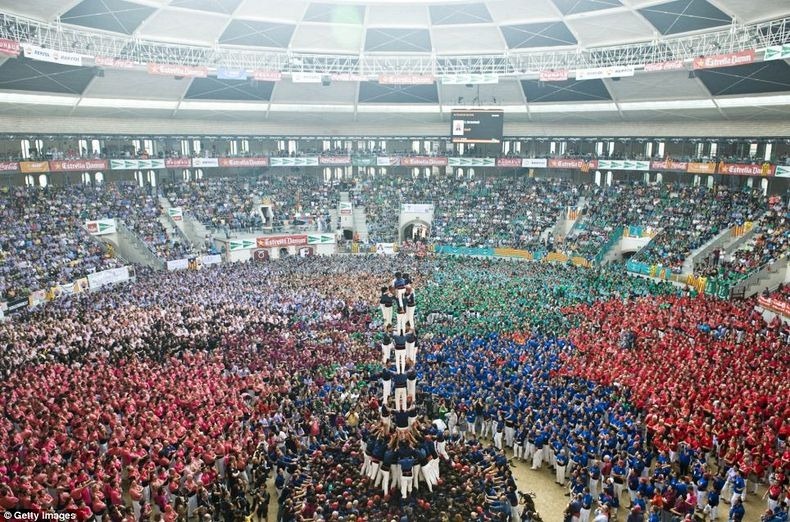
[400,474,413,498]
[395,349,407,374]
[396,313,407,333]
[407,379,416,400]
[382,380,391,403]
[406,306,415,327]
[382,343,392,364]
[505,427,515,448]
[381,305,392,326]
[556,463,566,485]
[532,448,543,469]
[494,431,503,450]
[406,342,417,362]
[394,387,408,411]
[376,468,390,494]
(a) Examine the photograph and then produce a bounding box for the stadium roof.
[0,0,788,132]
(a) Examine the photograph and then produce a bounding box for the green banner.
[352,156,376,167]
[307,233,335,244]
[764,44,790,61]
[229,239,255,251]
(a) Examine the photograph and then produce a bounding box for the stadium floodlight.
[78,98,179,110]
[0,92,79,106]
[618,100,717,111]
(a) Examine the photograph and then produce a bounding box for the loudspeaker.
[322,75,331,86]
[343,229,353,240]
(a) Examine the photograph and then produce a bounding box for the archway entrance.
[401,221,430,242]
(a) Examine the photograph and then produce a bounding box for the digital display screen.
[450,109,504,144]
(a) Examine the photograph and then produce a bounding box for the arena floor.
[264,442,771,521]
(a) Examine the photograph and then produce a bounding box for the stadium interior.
[0,0,788,521]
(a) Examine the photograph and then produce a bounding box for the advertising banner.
[575,65,635,80]
[378,74,435,85]
[547,158,596,170]
[252,70,282,81]
[291,72,323,83]
[270,157,319,167]
[339,202,353,216]
[352,156,376,167]
[650,160,688,171]
[256,235,308,248]
[85,218,117,235]
[229,239,256,251]
[165,157,192,168]
[307,233,336,244]
[0,38,20,57]
[401,156,448,167]
[538,69,568,82]
[49,278,89,300]
[693,50,755,70]
[0,161,19,172]
[687,162,717,174]
[22,44,84,66]
[191,157,219,168]
[447,157,495,167]
[329,73,368,82]
[28,290,47,308]
[19,161,50,173]
[168,207,183,222]
[217,67,248,80]
[597,160,650,171]
[49,159,107,172]
[201,254,222,266]
[496,157,523,168]
[167,258,189,271]
[643,60,685,72]
[318,155,352,166]
[110,159,165,170]
[441,74,498,84]
[376,156,401,167]
[522,158,548,168]
[218,157,269,168]
[717,162,775,177]
[764,44,790,61]
[401,204,434,214]
[147,62,208,77]
[95,56,136,69]
[775,165,790,178]
[87,266,130,291]
[376,243,396,255]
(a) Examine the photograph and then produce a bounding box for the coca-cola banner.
[0,161,19,172]
[256,235,308,248]
[147,62,208,78]
[49,159,108,172]
[400,156,448,167]
[650,160,688,172]
[495,158,523,168]
[318,156,352,166]
[717,162,775,177]
[218,157,269,168]
[538,70,568,82]
[165,158,192,169]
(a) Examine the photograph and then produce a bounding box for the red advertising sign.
[218,157,269,168]
[0,38,20,57]
[495,157,523,168]
[400,156,448,167]
[377,74,435,85]
[256,235,308,248]
[693,50,755,70]
[252,70,282,81]
[165,158,192,168]
[0,161,19,172]
[147,62,208,78]
[548,158,598,170]
[650,160,688,171]
[687,162,717,174]
[318,156,351,166]
[538,69,568,82]
[717,162,775,177]
[644,60,685,72]
[95,56,136,69]
[49,159,108,172]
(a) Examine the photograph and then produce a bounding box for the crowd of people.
[0,183,195,300]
